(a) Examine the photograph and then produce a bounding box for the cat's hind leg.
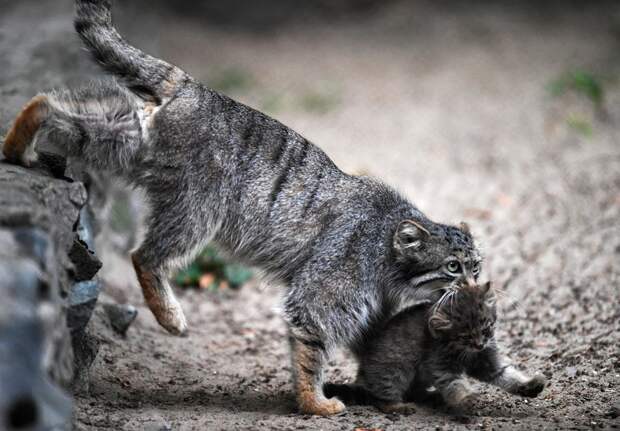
[3,95,50,166]
[3,83,142,172]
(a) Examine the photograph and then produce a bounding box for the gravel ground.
[1,1,619,430]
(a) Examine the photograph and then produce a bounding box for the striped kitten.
[325,281,546,413]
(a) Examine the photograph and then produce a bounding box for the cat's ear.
[393,219,430,258]
[428,313,452,337]
[459,222,471,235]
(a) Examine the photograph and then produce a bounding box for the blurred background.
[1,0,619,430]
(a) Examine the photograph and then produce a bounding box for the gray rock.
[0,227,73,431]
[68,238,102,282]
[103,303,138,336]
[67,280,102,333]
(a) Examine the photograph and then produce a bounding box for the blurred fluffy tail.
[74,0,187,104]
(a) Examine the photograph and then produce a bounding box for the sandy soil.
[2,1,619,429]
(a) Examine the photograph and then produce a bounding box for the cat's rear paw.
[514,374,546,398]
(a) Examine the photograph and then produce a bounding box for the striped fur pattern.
[2,0,483,415]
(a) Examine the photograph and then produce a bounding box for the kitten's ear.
[393,219,430,257]
[481,281,497,306]
[459,222,471,235]
[481,281,491,294]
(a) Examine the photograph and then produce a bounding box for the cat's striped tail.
[74,0,188,104]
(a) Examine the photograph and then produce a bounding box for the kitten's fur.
[3,0,483,415]
[324,282,546,413]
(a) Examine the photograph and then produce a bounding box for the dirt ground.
[2,1,619,430]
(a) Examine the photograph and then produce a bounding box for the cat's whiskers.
[491,287,525,314]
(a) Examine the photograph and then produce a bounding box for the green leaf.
[548,70,604,106]
[174,263,202,286]
[571,71,603,106]
[566,115,593,137]
[223,264,253,288]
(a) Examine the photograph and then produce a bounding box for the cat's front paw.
[513,374,546,398]
[299,396,346,416]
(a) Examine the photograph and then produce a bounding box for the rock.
[103,303,138,336]
[68,238,102,282]
[67,204,103,333]
[0,227,73,430]
[0,160,105,427]
[67,280,102,333]
[607,403,620,419]
[71,327,100,395]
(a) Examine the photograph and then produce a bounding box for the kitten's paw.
[443,381,475,407]
[514,374,546,398]
[454,393,484,415]
[378,402,417,415]
[299,397,346,416]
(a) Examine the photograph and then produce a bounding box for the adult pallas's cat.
[3,0,481,415]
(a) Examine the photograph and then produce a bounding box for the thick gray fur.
[324,283,547,412]
[7,0,485,414]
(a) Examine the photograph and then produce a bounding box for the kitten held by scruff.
[325,282,546,413]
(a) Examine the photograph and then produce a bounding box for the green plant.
[566,114,593,137]
[174,245,253,290]
[548,70,604,107]
[299,83,341,114]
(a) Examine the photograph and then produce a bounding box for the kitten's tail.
[74,0,188,104]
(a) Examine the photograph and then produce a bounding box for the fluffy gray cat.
[3,0,482,415]
[324,282,546,414]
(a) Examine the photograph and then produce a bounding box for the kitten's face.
[429,282,496,352]
[392,219,482,289]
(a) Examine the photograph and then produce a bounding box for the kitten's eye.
[446,261,461,274]
[482,327,492,337]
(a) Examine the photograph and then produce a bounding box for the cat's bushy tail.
[74,0,187,104]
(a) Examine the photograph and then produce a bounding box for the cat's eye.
[482,327,492,337]
[446,261,461,274]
